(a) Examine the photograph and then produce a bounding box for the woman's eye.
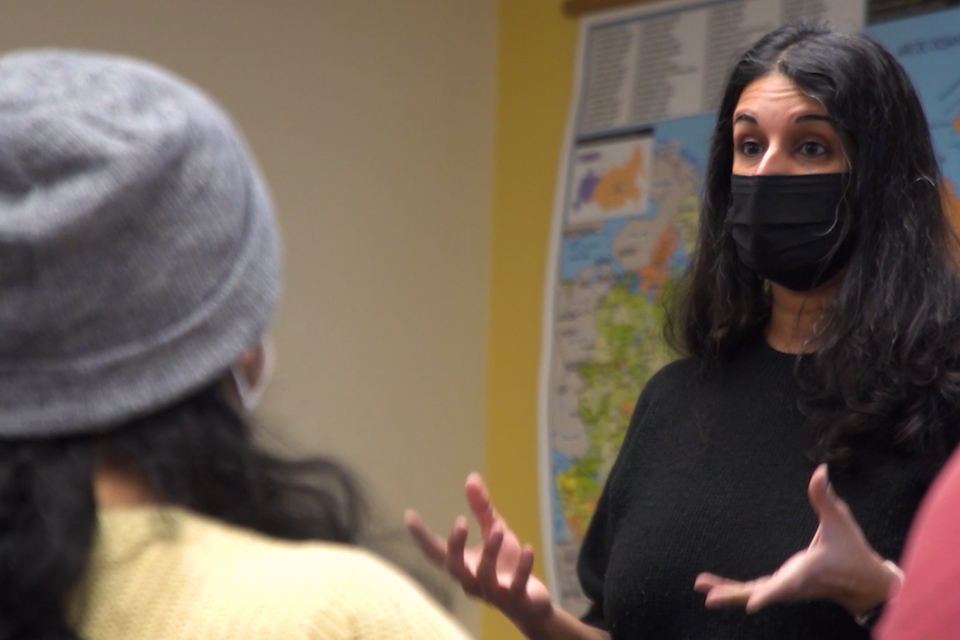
[740,141,762,156]
[799,141,827,156]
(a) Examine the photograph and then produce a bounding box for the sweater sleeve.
[316,549,474,640]
[577,472,614,631]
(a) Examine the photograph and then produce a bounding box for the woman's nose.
[755,145,791,175]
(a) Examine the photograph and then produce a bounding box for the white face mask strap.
[231,339,275,412]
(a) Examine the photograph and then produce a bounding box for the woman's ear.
[226,336,275,412]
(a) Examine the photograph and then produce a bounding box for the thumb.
[807,464,847,524]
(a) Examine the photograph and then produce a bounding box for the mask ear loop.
[818,139,854,238]
[807,175,854,292]
[231,338,275,412]
[821,204,841,236]
[231,363,255,411]
[817,174,852,237]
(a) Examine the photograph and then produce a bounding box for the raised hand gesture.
[694,464,902,619]
[405,473,553,629]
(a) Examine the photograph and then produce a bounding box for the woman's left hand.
[693,464,901,618]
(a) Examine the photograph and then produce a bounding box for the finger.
[695,573,766,608]
[807,464,856,526]
[509,544,536,598]
[808,523,823,549]
[465,472,501,535]
[446,516,480,595]
[475,523,505,595]
[702,581,757,608]
[693,572,728,592]
[703,578,766,609]
[807,464,830,520]
[404,509,448,565]
[745,573,804,613]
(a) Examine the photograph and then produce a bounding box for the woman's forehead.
[734,73,828,121]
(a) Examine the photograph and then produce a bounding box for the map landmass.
[549,139,701,612]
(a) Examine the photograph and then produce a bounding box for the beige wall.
[1,1,495,633]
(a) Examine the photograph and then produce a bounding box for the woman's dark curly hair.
[0,382,365,640]
[666,21,960,461]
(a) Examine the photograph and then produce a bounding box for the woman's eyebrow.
[794,114,834,124]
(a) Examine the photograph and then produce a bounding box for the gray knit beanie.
[0,50,281,437]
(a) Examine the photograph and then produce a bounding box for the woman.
[406,22,960,639]
[0,50,471,640]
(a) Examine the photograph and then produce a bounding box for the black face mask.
[725,173,853,292]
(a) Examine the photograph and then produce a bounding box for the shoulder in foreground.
[172,508,475,640]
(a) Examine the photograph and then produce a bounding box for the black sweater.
[577,334,954,639]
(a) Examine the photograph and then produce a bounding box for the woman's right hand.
[404,472,554,631]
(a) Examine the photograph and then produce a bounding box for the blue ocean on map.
[551,449,574,542]
[653,112,714,175]
[560,112,714,282]
[560,218,630,280]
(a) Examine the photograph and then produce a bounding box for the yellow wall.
[484,3,578,638]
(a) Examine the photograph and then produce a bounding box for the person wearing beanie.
[0,50,471,640]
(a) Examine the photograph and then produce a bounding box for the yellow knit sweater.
[68,506,473,640]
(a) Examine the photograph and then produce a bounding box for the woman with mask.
[0,50,471,640]
[405,21,960,640]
